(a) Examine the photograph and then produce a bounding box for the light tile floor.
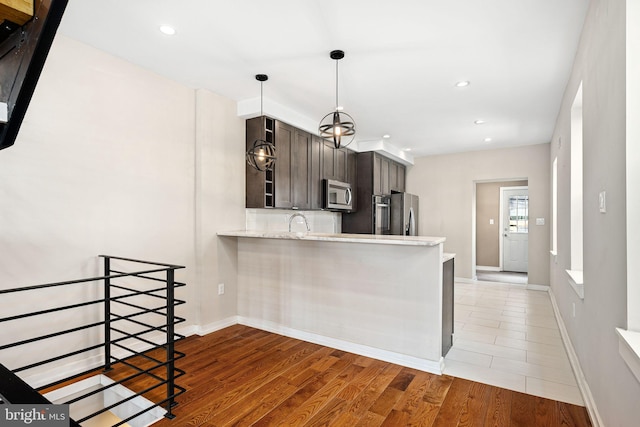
[443,280,584,406]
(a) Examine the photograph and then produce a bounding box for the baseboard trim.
[457,276,547,291]
[548,289,603,427]
[476,266,501,272]
[196,316,239,336]
[455,277,477,284]
[237,316,443,375]
[525,283,549,292]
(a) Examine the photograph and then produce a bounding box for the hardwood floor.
[107,325,591,427]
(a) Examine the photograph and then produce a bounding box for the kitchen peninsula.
[218,230,452,374]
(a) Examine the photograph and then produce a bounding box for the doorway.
[474,180,528,284]
[502,186,529,272]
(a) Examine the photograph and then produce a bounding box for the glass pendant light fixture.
[246,74,276,171]
[319,50,356,149]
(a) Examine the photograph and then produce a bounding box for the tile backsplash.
[246,209,341,233]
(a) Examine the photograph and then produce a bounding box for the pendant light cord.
[261,80,265,141]
[335,59,339,110]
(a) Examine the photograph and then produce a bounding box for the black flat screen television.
[0,0,67,151]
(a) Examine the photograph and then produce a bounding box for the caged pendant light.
[246,74,276,171]
[318,50,356,149]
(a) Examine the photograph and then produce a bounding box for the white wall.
[1,35,196,287]
[408,144,550,285]
[0,35,245,375]
[550,0,640,425]
[194,89,246,329]
[626,0,640,333]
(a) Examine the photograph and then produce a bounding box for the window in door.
[508,195,529,233]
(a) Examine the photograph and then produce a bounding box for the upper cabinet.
[341,151,405,234]
[274,121,312,209]
[320,137,353,183]
[246,116,276,208]
[371,152,405,195]
[246,116,357,210]
[389,160,405,193]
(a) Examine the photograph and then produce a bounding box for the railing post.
[165,268,176,418]
[103,256,112,372]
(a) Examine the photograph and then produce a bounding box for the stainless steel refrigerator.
[391,192,419,236]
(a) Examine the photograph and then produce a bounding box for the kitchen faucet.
[288,212,310,232]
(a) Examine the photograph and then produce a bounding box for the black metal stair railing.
[0,255,187,426]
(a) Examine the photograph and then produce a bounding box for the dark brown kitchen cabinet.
[389,160,405,192]
[373,154,382,195]
[292,128,312,209]
[336,148,348,182]
[372,152,400,196]
[309,135,323,209]
[246,116,311,209]
[321,138,336,180]
[395,164,405,192]
[380,156,390,195]
[246,116,276,208]
[274,121,311,209]
[246,115,355,210]
[273,121,292,208]
[342,151,405,234]
[321,138,349,182]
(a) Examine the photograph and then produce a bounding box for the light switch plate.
[489,219,494,225]
[599,191,607,213]
[536,218,545,226]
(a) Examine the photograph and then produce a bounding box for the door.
[502,188,528,272]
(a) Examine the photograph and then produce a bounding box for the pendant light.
[318,50,356,149]
[246,74,276,171]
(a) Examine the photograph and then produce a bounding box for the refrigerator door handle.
[407,207,415,236]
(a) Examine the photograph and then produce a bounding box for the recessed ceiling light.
[383,134,391,139]
[455,81,470,87]
[484,137,492,142]
[403,148,412,152]
[474,119,485,125]
[159,25,176,35]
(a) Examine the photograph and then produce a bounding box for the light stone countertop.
[443,253,456,262]
[218,230,446,247]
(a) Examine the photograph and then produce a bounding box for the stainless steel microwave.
[322,179,354,212]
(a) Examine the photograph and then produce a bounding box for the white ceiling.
[57,0,589,159]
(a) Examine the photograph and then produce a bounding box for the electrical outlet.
[218,283,225,295]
